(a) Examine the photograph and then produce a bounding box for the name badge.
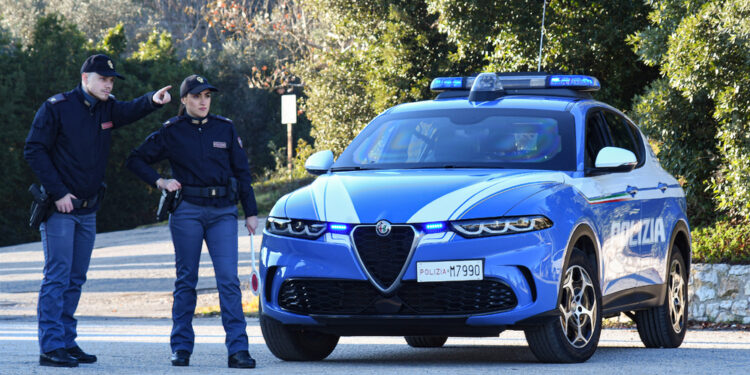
[213,141,227,149]
[101,121,113,130]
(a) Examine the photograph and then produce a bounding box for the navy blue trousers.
[38,212,96,353]
[168,201,248,355]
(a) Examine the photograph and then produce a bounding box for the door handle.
[626,186,638,196]
[658,182,668,192]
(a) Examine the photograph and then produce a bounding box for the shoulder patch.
[163,116,181,127]
[211,114,233,124]
[47,93,66,104]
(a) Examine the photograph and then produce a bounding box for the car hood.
[273,169,567,224]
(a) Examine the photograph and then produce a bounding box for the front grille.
[278,279,380,314]
[398,280,518,314]
[352,225,414,289]
[278,279,518,315]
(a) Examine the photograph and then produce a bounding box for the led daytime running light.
[266,217,327,239]
[451,216,552,238]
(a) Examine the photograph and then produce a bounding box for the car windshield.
[333,108,576,171]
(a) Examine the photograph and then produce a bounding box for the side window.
[602,111,642,163]
[584,111,608,169]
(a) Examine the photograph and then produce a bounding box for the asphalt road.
[1,317,749,374]
[1,220,750,374]
[0,220,263,318]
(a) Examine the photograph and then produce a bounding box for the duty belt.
[71,194,99,209]
[182,185,227,198]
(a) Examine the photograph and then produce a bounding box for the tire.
[404,336,448,348]
[260,314,339,361]
[635,248,688,348]
[524,249,602,363]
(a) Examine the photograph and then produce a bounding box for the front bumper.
[260,227,567,333]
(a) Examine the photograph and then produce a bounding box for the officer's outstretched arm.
[111,90,163,128]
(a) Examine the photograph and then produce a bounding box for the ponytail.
[177,103,185,116]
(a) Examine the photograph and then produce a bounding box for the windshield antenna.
[537,0,547,72]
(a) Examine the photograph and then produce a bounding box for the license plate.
[417,259,483,282]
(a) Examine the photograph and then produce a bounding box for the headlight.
[450,216,553,238]
[265,217,327,239]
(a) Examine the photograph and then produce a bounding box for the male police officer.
[23,54,172,367]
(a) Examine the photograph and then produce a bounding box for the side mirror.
[305,150,334,175]
[594,146,637,172]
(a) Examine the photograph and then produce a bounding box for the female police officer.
[126,75,258,369]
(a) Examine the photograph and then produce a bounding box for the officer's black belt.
[182,185,228,198]
[71,194,99,209]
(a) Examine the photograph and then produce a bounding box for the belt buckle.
[210,188,217,197]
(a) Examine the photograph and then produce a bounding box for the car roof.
[386,94,589,115]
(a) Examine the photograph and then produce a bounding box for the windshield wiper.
[330,166,368,172]
[407,165,502,169]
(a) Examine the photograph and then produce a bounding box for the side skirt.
[602,284,664,316]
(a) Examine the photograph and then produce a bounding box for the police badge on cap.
[80,54,125,79]
[180,74,218,97]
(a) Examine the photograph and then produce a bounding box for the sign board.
[281,94,297,124]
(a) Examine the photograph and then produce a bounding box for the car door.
[585,110,642,296]
[612,116,672,287]
[601,110,662,289]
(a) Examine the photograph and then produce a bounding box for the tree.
[295,0,461,155]
[426,0,658,109]
[294,0,657,157]
[629,0,750,221]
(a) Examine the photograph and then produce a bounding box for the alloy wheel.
[668,259,685,333]
[558,265,597,348]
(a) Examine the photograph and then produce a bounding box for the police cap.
[80,54,124,79]
[180,75,218,97]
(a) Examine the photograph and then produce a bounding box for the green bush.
[692,221,750,264]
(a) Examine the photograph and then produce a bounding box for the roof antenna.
[537,0,547,72]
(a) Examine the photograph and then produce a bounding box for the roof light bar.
[430,73,600,93]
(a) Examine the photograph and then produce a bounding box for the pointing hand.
[153,85,172,105]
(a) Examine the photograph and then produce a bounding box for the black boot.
[66,345,97,363]
[171,350,190,366]
[40,348,78,367]
[228,350,256,368]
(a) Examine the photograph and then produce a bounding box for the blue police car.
[258,73,690,363]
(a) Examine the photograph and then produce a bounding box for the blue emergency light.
[547,75,600,90]
[423,222,446,233]
[430,77,475,91]
[328,223,350,234]
[430,73,600,93]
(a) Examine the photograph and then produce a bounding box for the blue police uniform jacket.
[125,114,259,216]
[24,85,162,214]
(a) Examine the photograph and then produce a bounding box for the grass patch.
[195,295,259,317]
